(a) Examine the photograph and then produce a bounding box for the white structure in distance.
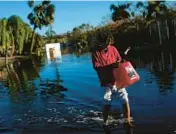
[45,43,62,60]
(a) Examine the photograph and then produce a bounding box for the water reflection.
[131,51,175,94]
[0,52,176,132]
[6,62,36,102]
[0,57,67,104]
[103,123,134,134]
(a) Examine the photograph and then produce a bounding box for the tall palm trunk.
[136,24,139,31]
[169,53,173,71]
[30,26,36,53]
[157,21,162,45]
[161,52,164,70]
[165,20,169,40]
[149,24,152,36]
[174,19,176,37]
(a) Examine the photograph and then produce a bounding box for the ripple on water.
[11,105,133,131]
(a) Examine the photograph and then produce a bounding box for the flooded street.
[0,52,176,133]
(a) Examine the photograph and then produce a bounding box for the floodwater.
[0,51,176,134]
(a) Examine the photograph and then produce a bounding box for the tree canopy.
[27,0,55,52]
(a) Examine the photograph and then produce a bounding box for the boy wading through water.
[91,32,133,127]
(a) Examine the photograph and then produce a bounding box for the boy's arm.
[91,53,98,70]
[112,46,122,68]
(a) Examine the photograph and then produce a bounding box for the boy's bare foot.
[126,118,135,127]
[127,121,135,128]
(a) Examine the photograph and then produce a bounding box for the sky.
[0,1,175,36]
[0,1,120,36]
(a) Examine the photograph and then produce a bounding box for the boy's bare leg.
[103,104,110,124]
[123,102,134,127]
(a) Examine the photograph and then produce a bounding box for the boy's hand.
[112,61,120,68]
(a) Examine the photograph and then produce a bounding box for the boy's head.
[106,34,114,45]
[92,31,114,51]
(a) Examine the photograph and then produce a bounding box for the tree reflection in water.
[131,51,175,94]
[0,52,176,132]
[0,57,67,103]
[152,52,175,93]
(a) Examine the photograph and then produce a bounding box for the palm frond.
[42,0,51,6]
[136,2,144,8]
[110,4,117,11]
[28,0,34,8]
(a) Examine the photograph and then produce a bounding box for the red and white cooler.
[113,61,140,88]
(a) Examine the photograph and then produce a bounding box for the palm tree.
[136,1,168,20]
[136,1,147,18]
[45,25,56,38]
[27,0,55,53]
[147,1,168,19]
[78,23,94,32]
[110,3,131,22]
